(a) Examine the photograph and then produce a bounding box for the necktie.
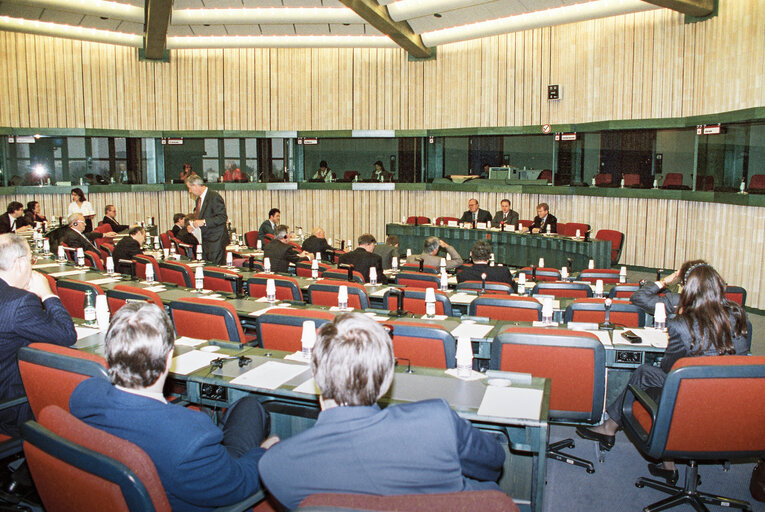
[194,198,201,217]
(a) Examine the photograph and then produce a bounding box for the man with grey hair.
[0,234,76,436]
[406,235,463,270]
[259,313,504,509]
[301,227,336,261]
[262,224,312,273]
[62,212,116,253]
[186,174,228,265]
[70,303,278,511]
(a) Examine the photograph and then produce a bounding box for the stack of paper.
[450,323,494,339]
[230,361,309,390]
[477,386,543,420]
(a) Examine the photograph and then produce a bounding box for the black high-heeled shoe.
[647,462,679,485]
[575,426,615,450]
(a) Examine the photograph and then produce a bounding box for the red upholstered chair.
[595,173,613,187]
[518,267,562,282]
[97,241,114,262]
[60,243,77,263]
[400,263,439,274]
[538,169,552,183]
[608,283,641,299]
[297,490,519,512]
[343,171,359,181]
[578,268,621,284]
[169,297,253,345]
[435,216,459,226]
[94,223,113,235]
[395,272,440,289]
[18,343,109,418]
[158,260,194,288]
[133,254,161,281]
[44,273,57,295]
[468,294,542,322]
[622,356,765,512]
[263,233,274,244]
[456,281,514,294]
[256,308,336,352]
[748,174,765,193]
[491,327,606,473]
[244,230,259,248]
[382,288,453,316]
[386,321,457,369]
[623,173,641,187]
[84,250,105,271]
[307,280,369,310]
[695,175,714,191]
[532,281,593,298]
[246,274,303,301]
[564,298,645,327]
[405,216,431,225]
[159,231,172,249]
[724,285,746,307]
[295,261,331,278]
[594,229,624,265]
[558,222,590,237]
[203,267,242,294]
[322,269,365,285]
[106,284,164,314]
[56,279,104,319]
[518,219,533,230]
[661,172,687,189]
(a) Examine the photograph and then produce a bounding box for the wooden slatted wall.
[1,1,763,131]
[9,189,765,309]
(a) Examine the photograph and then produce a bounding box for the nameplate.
[476,222,488,229]
[447,221,458,227]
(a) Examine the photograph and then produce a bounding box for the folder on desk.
[477,386,543,420]
[230,361,309,390]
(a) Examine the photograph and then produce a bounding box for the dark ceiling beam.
[338,0,431,59]
[144,0,173,60]
[641,0,714,17]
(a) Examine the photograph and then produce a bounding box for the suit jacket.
[102,216,128,233]
[338,248,386,284]
[373,243,399,270]
[406,244,463,271]
[62,227,101,253]
[630,282,681,316]
[70,378,264,512]
[492,209,519,227]
[0,213,17,234]
[258,220,275,240]
[301,235,335,261]
[258,400,504,510]
[171,225,183,238]
[263,240,306,274]
[457,263,517,292]
[195,189,228,265]
[458,209,492,225]
[530,214,557,234]
[111,237,143,274]
[0,279,76,436]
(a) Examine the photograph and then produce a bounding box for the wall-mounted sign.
[555,132,577,141]
[542,124,552,134]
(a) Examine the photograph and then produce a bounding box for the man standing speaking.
[185,175,228,264]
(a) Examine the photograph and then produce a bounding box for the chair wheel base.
[547,438,595,474]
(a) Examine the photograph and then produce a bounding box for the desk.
[386,223,611,269]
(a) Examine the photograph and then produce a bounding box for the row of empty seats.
[593,172,765,192]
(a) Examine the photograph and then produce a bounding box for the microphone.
[326,249,335,264]
[118,259,136,279]
[531,265,537,281]
[566,258,574,274]
[416,257,424,273]
[221,273,245,298]
[340,240,345,251]
[338,263,354,282]
[599,298,614,330]
[481,272,487,293]
[656,268,662,282]
[387,288,407,317]
[413,216,418,226]
[394,357,414,374]
[248,255,255,272]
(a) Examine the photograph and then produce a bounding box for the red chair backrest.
[405,216,431,225]
[247,274,303,301]
[322,269,365,285]
[749,174,765,191]
[623,173,641,187]
[519,267,561,282]
[94,223,112,235]
[133,255,160,281]
[567,298,642,327]
[384,288,450,316]
[44,274,58,295]
[662,173,684,187]
[159,261,194,288]
[387,321,455,369]
[84,251,105,271]
[257,308,336,352]
[56,280,104,319]
[169,297,245,343]
[106,284,163,314]
[299,490,519,512]
[534,282,591,298]
[203,267,239,293]
[559,222,589,237]
[538,170,552,182]
[295,261,331,278]
[578,269,621,284]
[594,229,624,265]
[308,280,368,310]
[595,173,612,185]
[471,295,542,322]
[435,216,459,226]
[518,219,533,229]
[159,232,172,249]
[244,231,258,248]
[396,272,440,289]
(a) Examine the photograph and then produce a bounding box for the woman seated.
[577,260,749,484]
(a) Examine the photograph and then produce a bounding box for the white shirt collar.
[116,385,167,404]
[199,187,208,206]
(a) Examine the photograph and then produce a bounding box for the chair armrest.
[0,396,28,411]
[621,384,658,444]
[212,489,265,512]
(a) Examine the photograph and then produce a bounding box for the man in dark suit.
[258,208,280,241]
[457,240,517,292]
[62,213,116,253]
[258,313,504,510]
[373,235,399,270]
[186,175,228,265]
[263,225,311,273]
[528,202,557,234]
[458,198,492,225]
[101,204,130,233]
[177,217,200,257]
[301,227,336,261]
[492,199,520,228]
[70,303,278,511]
[0,202,32,234]
[0,234,76,436]
[170,213,185,239]
[338,234,386,284]
[111,226,146,275]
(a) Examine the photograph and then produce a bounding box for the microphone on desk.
[248,256,255,272]
[481,273,487,293]
[326,249,335,264]
[599,298,614,331]
[415,257,424,273]
[656,268,663,282]
[566,258,574,275]
[531,265,537,281]
[221,272,245,298]
[387,288,407,317]
[338,263,354,282]
[119,259,136,280]
[394,357,414,374]
[340,240,345,251]
[413,216,418,226]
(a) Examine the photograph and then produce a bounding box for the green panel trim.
[138,47,171,63]
[685,0,718,23]
[407,46,436,62]
[395,129,428,137]
[297,130,353,138]
[298,182,353,190]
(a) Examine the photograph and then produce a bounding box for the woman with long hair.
[67,188,95,233]
[577,260,749,483]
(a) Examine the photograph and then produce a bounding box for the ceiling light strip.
[167,35,398,50]
[421,0,659,47]
[9,0,143,23]
[172,7,364,25]
[387,0,495,22]
[0,16,142,46]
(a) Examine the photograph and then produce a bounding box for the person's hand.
[27,271,53,299]
[661,269,680,287]
[104,231,118,238]
[299,251,313,260]
[531,227,540,233]
[192,219,205,228]
[438,240,448,249]
[16,225,32,233]
[260,436,280,449]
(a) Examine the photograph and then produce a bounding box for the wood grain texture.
[1,2,763,131]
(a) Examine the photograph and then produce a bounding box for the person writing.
[311,161,335,182]
[577,261,749,483]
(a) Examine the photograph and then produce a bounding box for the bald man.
[301,227,337,261]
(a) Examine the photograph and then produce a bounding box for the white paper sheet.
[363,312,390,321]
[187,262,205,268]
[450,323,494,339]
[48,270,85,277]
[75,326,101,340]
[613,328,669,348]
[283,352,311,364]
[421,314,448,320]
[169,351,222,375]
[293,377,321,395]
[32,263,63,269]
[583,330,612,346]
[369,287,391,298]
[143,285,167,292]
[477,386,543,420]
[229,361,309,390]
[444,368,486,381]
[174,336,207,347]
[448,292,478,305]
[248,304,291,317]
[87,277,122,285]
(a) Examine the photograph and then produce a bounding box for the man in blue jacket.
[70,303,278,512]
[259,313,505,509]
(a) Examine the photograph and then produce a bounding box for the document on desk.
[230,361,308,390]
[614,328,668,348]
[477,386,543,420]
[170,351,222,375]
[450,323,494,339]
[583,330,612,346]
[248,304,291,317]
[293,377,321,395]
[32,263,63,269]
[448,292,478,305]
[175,336,207,347]
[368,287,391,298]
[48,270,85,277]
[86,277,123,285]
[143,285,167,292]
[75,326,101,340]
